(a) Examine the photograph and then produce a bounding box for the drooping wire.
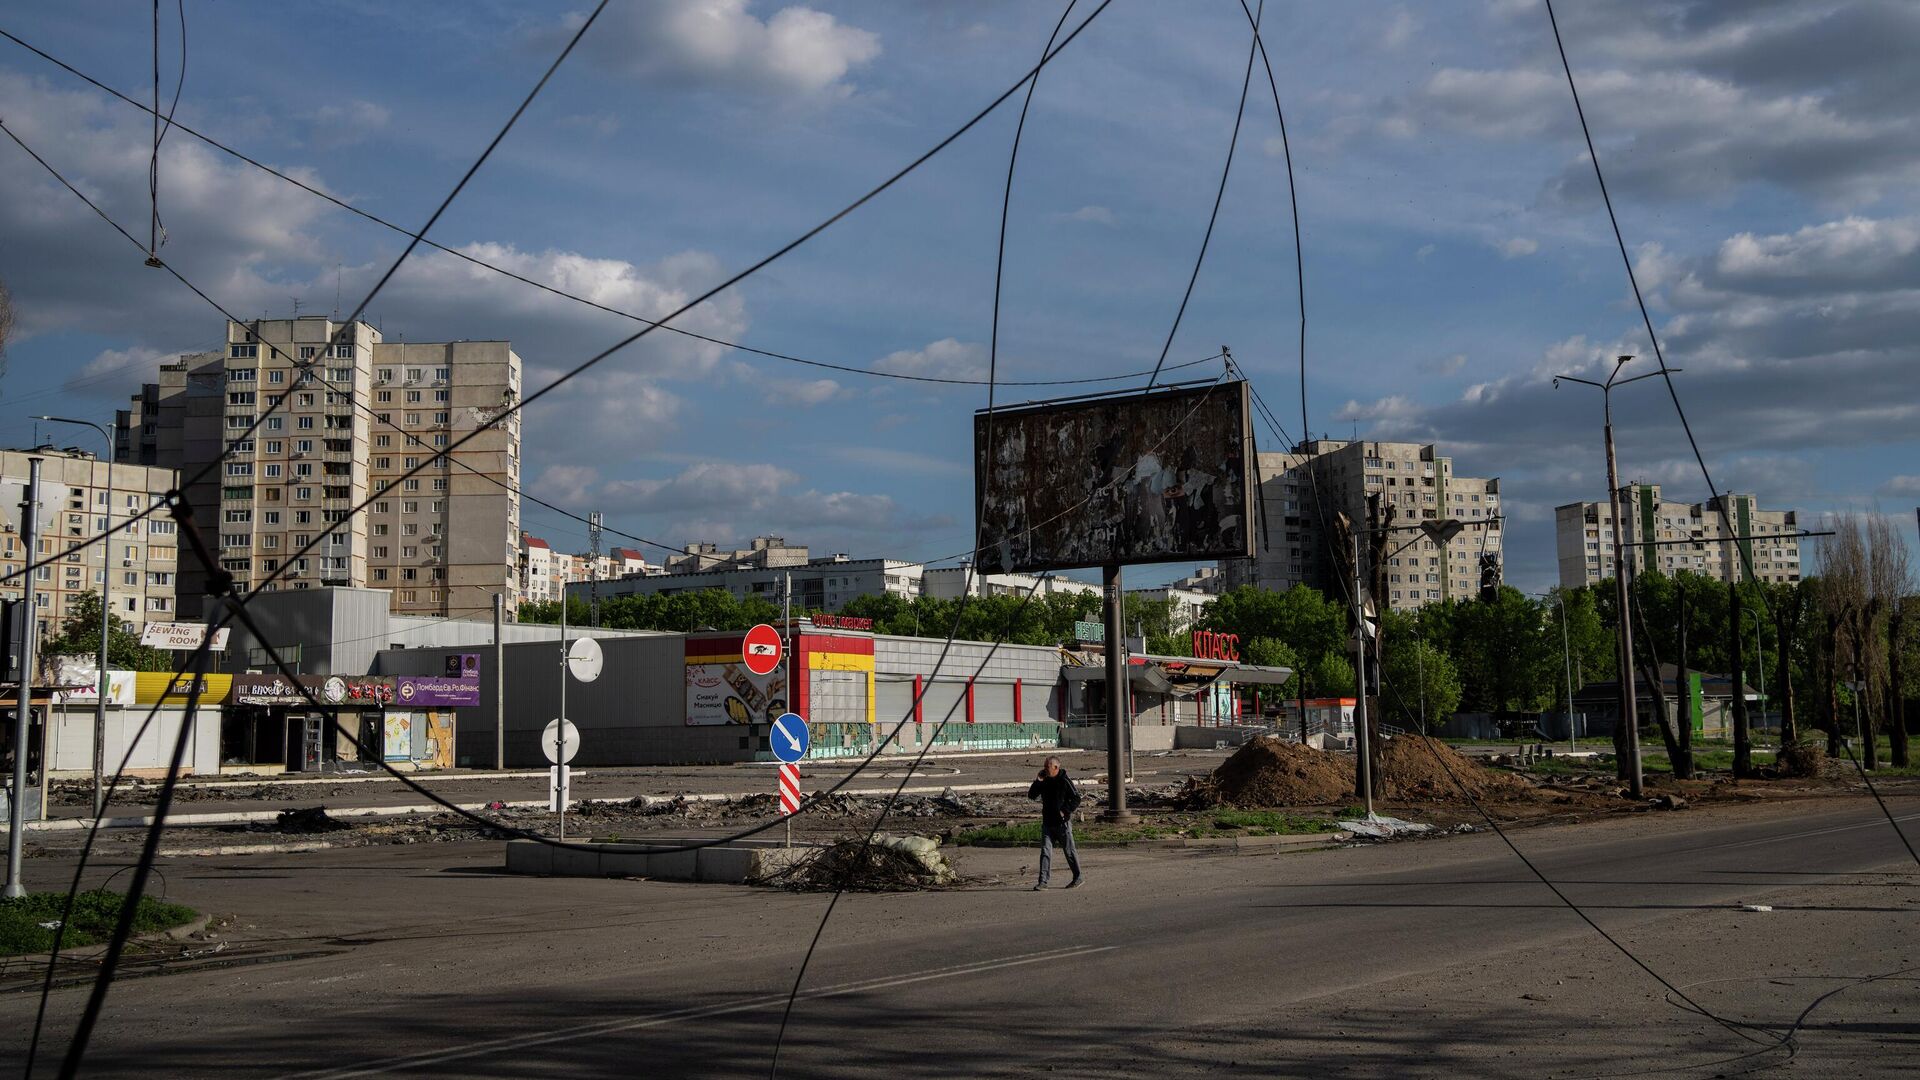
[1540,0,1916,868]
[1143,1,1259,389]
[0,25,1218,393]
[767,3,1080,1072]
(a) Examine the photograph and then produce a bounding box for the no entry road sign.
[742,622,783,676]
[771,712,810,764]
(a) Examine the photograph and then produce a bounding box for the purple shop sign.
[393,674,481,707]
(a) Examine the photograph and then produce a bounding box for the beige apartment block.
[1224,439,1503,611]
[0,447,181,640]
[122,317,521,618]
[1554,484,1802,590]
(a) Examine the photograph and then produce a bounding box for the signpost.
[772,711,808,845]
[140,622,232,651]
[543,718,580,839]
[742,623,783,676]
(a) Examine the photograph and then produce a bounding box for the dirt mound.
[1378,737,1534,802]
[760,834,953,892]
[1201,736,1352,807]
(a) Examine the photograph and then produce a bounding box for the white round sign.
[542,718,581,764]
[566,636,604,683]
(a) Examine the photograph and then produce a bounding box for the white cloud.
[63,345,180,400]
[872,338,987,382]
[1714,216,1920,284]
[1491,236,1539,259]
[534,464,601,506]
[1419,353,1467,376]
[1880,475,1920,496]
[566,0,881,98]
[306,100,391,148]
[1058,205,1116,226]
[1382,8,1418,50]
[759,376,842,406]
[1415,243,1437,261]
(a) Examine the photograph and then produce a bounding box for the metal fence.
[801,721,1061,760]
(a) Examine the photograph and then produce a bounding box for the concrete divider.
[504,839,814,884]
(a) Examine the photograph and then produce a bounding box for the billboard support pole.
[1100,563,1134,822]
[6,457,43,899]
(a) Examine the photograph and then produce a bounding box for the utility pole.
[503,588,510,764]
[1555,592,1576,750]
[5,457,43,899]
[35,416,114,818]
[1555,356,1668,798]
[1343,514,1375,819]
[1100,563,1133,822]
[587,511,603,628]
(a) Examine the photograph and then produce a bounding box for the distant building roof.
[523,535,551,550]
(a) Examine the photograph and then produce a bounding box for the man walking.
[1027,755,1083,890]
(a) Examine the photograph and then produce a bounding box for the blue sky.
[3,0,1917,592]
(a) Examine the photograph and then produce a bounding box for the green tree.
[41,591,172,672]
[1238,636,1299,708]
[1305,652,1355,697]
[1380,638,1461,732]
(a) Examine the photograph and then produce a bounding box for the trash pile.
[759,833,955,892]
[251,806,353,833]
[1376,736,1536,802]
[1188,736,1352,808]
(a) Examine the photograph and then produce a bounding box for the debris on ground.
[1774,739,1826,778]
[1648,794,1689,811]
[249,806,352,834]
[1192,736,1352,808]
[1338,816,1436,840]
[758,833,954,891]
[1377,736,1536,802]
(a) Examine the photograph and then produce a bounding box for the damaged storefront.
[225,670,475,772]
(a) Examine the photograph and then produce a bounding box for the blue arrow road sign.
[771,712,810,763]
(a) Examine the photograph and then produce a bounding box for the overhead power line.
[0,26,1213,392]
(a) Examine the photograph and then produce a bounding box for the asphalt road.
[6,796,1917,1078]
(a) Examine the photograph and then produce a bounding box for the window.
[403,479,420,492]
[295,463,314,478]
[332,343,354,359]
[329,367,353,382]
[295,487,313,501]
[268,369,286,384]
[404,413,421,425]
[299,346,317,360]
[374,568,389,582]
[374,434,391,448]
[267,416,284,431]
[227,368,257,382]
[377,390,393,403]
[296,439,314,453]
[404,456,419,470]
[295,510,313,524]
[297,392,316,407]
[375,457,391,470]
[225,462,253,477]
[402,568,418,582]
[262,534,279,550]
[434,390,450,403]
[403,523,420,537]
[224,509,252,523]
[149,597,170,612]
[262,464,282,478]
[122,570,138,586]
[231,344,257,358]
[402,501,419,514]
[433,434,449,447]
[372,545,389,558]
[431,479,447,492]
[378,368,394,382]
[227,415,251,430]
[297,416,314,430]
[434,411,450,424]
[405,390,423,403]
[435,367,450,382]
[375,501,391,514]
[406,368,424,383]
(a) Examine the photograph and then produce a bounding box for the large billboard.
[685,632,790,726]
[973,380,1254,573]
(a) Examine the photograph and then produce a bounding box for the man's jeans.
[1038,818,1081,885]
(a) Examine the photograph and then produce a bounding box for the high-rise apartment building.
[122,317,522,617]
[1,447,181,640]
[1554,484,1801,589]
[1223,439,1503,611]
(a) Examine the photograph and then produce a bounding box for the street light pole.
[1556,593,1576,751]
[35,416,115,819]
[1554,357,1670,799]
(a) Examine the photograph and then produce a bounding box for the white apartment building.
[575,555,923,613]
[920,567,1102,601]
[1555,484,1802,589]
[123,317,522,619]
[0,447,181,640]
[519,534,661,606]
[1224,439,1503,611]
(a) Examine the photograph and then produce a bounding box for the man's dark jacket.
[1028,770,1082,826]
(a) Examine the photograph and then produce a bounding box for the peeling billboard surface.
[973,381,1253,573]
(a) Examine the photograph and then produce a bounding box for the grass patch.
[0,889,199,957]
[950,812,1339,847]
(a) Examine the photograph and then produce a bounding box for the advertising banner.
[394,675,481,708]
[139,622,233,651]
[685,634,788,726]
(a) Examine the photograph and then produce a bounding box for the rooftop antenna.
[291,296,302,318]
[333,264,342,319]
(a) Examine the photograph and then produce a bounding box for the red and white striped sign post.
[779,763,802,846]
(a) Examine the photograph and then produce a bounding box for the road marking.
[280,944,1116,1079]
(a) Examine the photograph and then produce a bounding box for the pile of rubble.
[759,833,955,892]
[1189,736,1353,808]
[1376,737,1537,802]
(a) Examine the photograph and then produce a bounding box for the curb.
[962,830,1351,850]
[27,780,1047,834]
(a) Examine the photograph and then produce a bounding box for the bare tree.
[0,277,13,380]
[1769,581,1806,748]
[1816,515,1869,758]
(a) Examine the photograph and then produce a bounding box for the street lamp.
[1553,356,1674,798]
[34,415,115,819]
[1539,590,1579,752]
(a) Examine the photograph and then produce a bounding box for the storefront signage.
[808,614,873,631]
[139,621,232,651]
[1191,630,1240,662]
[322,675,396,705]
[133,671,233,705]
[394,675,481,707]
